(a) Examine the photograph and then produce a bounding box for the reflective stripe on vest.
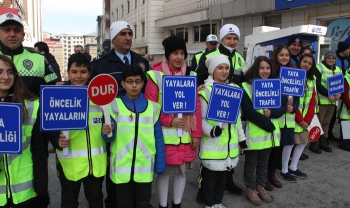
[278,112,295,128]
[146,70,196,145]
[340,74,350,119]
[110,98,159,184]
[242,82,280,150]
[0,100,38,205]
[56,102,107,181]
[317,63,342,105]
[295,79,315,133]
[198,85,240,159]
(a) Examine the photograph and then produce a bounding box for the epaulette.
[94,53,108,62]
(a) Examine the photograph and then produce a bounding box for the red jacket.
[295,89,316,124]
[144,60,202,165]
[341,78,350,110]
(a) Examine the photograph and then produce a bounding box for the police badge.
[23,60,33,70]
[238,58,242,67]
[138,62,145,72]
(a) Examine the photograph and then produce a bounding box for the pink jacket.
[144,60,202,165]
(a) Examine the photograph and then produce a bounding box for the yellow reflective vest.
[317,63,342,105]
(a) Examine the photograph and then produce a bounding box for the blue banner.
[162,76,197,114]
[327,74,344,96]
[253,79,281,109]
[275,0,330,10]
[279,67,306,97]
[40,85,90,131]
[0,103,22,154]
[206,83,243,124]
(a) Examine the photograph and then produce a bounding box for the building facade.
[43,38,65,80]
[56,32,86,68]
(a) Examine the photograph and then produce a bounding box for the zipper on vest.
[131,101,139,180]
[228,124,232,158]
[3,155,12,199]
[86,130,93,175]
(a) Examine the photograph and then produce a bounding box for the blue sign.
[40,85,90,131]
[279,67,306,97]
[162,76,197,114]
[0,103,22,154]
[326,19,350,51]
[253,79,281,109]
[206,83,243,124]
[275,0,330,10]
[327,74,344,96]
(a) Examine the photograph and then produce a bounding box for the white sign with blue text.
[253,79,281,109]
[279,67,306,97]
[40,86,89,131]
[327,74,344,96]
[162,76,197,114]
[206,83,243,124]
[0,103,22,154]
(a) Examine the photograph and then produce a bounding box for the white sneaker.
[215,204,226,208]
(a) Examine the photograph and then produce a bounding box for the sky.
[42,0,103,35]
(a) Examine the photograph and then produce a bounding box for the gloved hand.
[210,126,222,137]
[239,140,248,155]
[34,193,50,208]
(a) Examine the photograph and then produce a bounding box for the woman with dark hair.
[0,54,49,207]
[265,46,299,190]
[279,53,317,182]
[299,46,315,59]
[242,56,285,206]
[144,35,202,208]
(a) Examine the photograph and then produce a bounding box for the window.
[116,9,118,19]
[142,0,145,4]
[264,14,282,28]
[141,22,145,37]
[68,41,71,44]
[68,49,71,52]
[134,25,137,39]
[121,5,123,16]
[135,0,137,9]
[170,27,188,42]
[68,37,71,40]
[194,24,216,42]
[127,1,130,13]
[52,48,56,52]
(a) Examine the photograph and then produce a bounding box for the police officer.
[0,12,60,95]
[90,20,149,208]
[195,24,244,86]
[190,34,218,71]
[287,34,303,65]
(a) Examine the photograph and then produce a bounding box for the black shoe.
[225,181,243,195]
[196,188,204,203]
[338,142,350,152]
[328,134,339,142]
[309,146,322,154]
[319,145,332,152]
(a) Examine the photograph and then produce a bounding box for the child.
[145,35,202,208]
[241,56,285,206]
[198,54,247,208]
[105,65,166,207]
[0,55,49,207]
[56,53,113,207]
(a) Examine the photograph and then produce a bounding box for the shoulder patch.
[238,58,242,67]
[138,62,146,72]
[23,59,33,70]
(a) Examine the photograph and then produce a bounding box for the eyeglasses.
[326,57,336,60]
[0,27,22,33]
[124,79,143,85]
[0,70,16,78]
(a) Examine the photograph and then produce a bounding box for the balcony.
[157,0,233,19]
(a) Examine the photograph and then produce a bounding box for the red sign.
[308,126,321,142]
[44,40,56,45]
[88,74,118,106]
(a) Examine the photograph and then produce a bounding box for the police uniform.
[0,42,60,95]
[190,50,205,71]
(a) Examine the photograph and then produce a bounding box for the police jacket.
[45,53,62,81]
[195,44,244,86]
[90,49,149,97]
[0,42,60,95]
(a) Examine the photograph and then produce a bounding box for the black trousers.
[268,146,282,169]
[0,197,36,208]
[57,162,104,208]
[328,107,337,138]
[115,180,152,208]
[105,164,117,208]
[202,167,227,207]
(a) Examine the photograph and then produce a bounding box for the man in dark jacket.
[90,20,149,208]
[34,41,62,81]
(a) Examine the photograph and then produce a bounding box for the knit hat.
[324,50,336,60]
[205,54,230,75]
[206,34,218,43]
[287,34,303,47]
[162,35,187,59]
[337,41,350,53]
[0,12,23,26]
[110,21,133,40]
[220,24,240,41]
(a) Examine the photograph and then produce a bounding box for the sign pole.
[177,113,183,137]
[63,131,69,156]
[101,104,112,137]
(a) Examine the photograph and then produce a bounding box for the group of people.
[1,10,350,208]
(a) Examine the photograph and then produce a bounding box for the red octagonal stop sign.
[88,74,118,106]
[308,126,321,142]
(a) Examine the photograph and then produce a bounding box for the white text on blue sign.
[164,79,195,110]
[44,97,86,121]
[255,82,279,106]
[0,119,17,143]
[280,70,305,95]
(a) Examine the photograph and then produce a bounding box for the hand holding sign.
[88,74,118,137]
